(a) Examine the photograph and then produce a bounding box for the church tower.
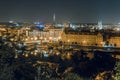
[98,21,103,29]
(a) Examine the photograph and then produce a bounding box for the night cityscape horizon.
[0,0,120,23]
[0,0,120,80]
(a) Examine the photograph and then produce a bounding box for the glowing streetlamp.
[25,54,28,57]
[34,52,37,56]
[83,40,86,46]
[25,38,28,41]
[49,37,52,40]
[34,37,38,40]
[31,38,33,40]
[68,40,70,42]
[58,36,61,41]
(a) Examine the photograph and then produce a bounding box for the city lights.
[0,17,120,80]
[0,0,120,79]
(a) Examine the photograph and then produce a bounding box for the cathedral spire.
[98,21,103,29]
[53,13,56,22]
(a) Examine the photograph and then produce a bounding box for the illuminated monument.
[98,21,103,29]
[53,13,56,22]
[52,13,56,27]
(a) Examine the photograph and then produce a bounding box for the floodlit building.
[27,26,63,42]
[22,24,120,48]
[61,29,104,47]
[109,35,120,47]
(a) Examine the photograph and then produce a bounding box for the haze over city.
[0,0,120,23]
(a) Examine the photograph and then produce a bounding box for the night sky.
[0,0,120,23]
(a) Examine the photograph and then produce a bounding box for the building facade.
[109,36,120,47]
[61,30,104,47]
[25,26,63,43]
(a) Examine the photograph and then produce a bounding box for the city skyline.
[0,0,120,23]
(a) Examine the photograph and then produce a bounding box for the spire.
[98,21,103,29]
[53,13,56,22]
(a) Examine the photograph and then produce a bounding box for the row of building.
[20,26,120,48]
[1,22,120,47]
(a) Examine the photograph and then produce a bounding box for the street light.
[34,37,38,40]
[58,36,61,40]
[83,40,86,46]
[31,38,33,40]
[25,54,28,57]
[49,37,52,42]
[25,38,28,41]
[49,37,52,40]
[68,40,70,42]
